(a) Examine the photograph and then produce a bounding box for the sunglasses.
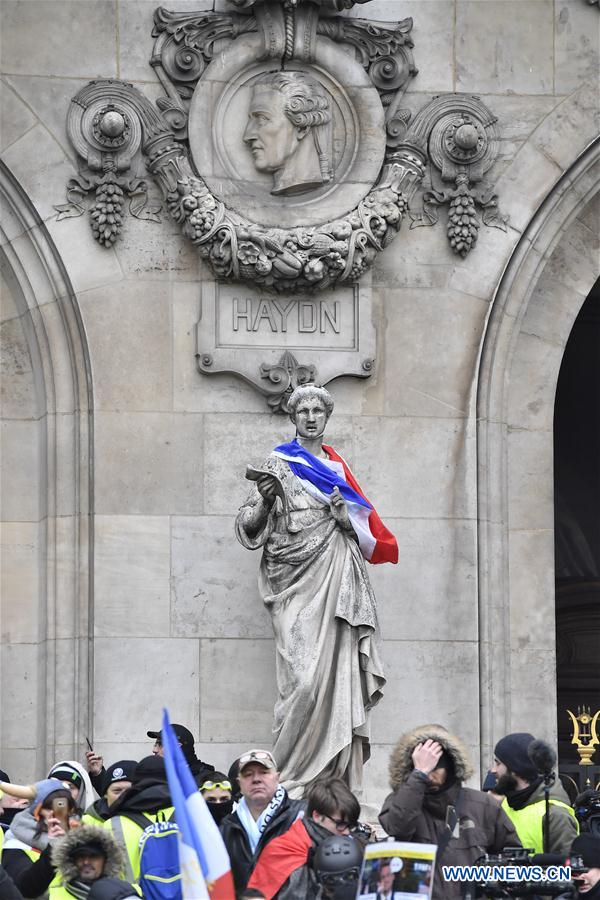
[201,781,232,792]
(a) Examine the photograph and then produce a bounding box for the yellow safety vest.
[83,807,175,886]
[501,797,577,853]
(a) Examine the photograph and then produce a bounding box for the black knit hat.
[101,760,137,795]
[132,756,166,784]
[494,733,538,782]
[571,834,600,868]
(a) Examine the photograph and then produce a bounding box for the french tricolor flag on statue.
[273,440,398,565]
[161,710,234,899]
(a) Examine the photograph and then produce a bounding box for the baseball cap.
[238,749,277,772]
[147,724,195,747]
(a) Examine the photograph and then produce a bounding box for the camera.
[465,848,588,899]
[574,790,600,837]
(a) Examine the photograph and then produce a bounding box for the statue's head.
[243,71,332,195]
[288,384,334,440]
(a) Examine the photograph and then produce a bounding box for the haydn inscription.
[220,291,356,350]
[197,280,375,410]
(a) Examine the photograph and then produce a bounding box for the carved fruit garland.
[166,171,408,293]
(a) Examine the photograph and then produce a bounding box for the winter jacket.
[501,778,578,855]
[2,833,55,898]
[220,792,305,893]
[48,824,138,899]
[379,724,521,900]
[0,866,24,900]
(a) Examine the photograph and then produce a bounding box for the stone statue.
[235,384,398,796]
[243,71,333,196]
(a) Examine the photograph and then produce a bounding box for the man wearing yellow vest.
[92,756,174,887]
[491,732,578,855]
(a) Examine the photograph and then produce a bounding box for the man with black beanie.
[491,731,578,854]
[99,756,174,887]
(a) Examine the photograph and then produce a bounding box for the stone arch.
[0,161,93,776]
[476,138,600,773]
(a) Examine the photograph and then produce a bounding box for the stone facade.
[1,0,599,809]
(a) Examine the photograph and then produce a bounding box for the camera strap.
[436,788,465,864]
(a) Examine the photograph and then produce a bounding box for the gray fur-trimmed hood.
[388,723,474,791]
[51,825,124,882]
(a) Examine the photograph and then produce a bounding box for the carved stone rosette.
[407,94,508,256]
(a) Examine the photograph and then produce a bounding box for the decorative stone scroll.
[407,94,508,257]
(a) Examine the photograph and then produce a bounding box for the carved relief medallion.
[188,34,386,228]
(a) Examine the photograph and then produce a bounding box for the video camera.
[574,790,600,837]
[469,848,588,899]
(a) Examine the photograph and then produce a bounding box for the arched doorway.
[554,277,600,799]
[0,162,94,778]
[476,142,599,774]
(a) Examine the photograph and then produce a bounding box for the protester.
[491,732,578,853]
[147,723,215,785]
[83,762,136,824]
[47,762,94,815]
[48,824,138,899]
[102,756,174,887]
[0,771,29,837]
[2,780,79,898]
[248,777,360,899]
[199,772,234,825]
[379,724,520,900]
[220,749,304,893]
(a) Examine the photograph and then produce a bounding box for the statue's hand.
[256,473,278,506]
[330,486,351,529]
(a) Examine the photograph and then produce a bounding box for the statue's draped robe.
[235,451,385,796]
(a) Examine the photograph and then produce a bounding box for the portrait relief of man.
[243,70,333,196]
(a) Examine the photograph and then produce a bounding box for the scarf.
[505,776,543,810]
[65,880,92,899]
[236,785,286,853]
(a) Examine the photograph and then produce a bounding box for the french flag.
[273,440,398,565]
[161,710,235,899]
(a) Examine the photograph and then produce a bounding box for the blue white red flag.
[161,710,235,898]
[273,440,398,564]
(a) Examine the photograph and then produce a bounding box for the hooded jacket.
[379,724,520,900]
[50,825,124,883]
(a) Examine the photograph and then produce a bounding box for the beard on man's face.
[495,771,519,795]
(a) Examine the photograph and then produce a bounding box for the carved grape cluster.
[166,172,408,292]
[90,173,124,246]
[447,177,479,258]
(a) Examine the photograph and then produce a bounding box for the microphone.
[528,739,556,776]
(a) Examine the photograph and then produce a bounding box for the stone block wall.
[1,0,598,808]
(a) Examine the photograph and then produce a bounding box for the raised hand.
[412,739,443,775]
[85,749,103,775]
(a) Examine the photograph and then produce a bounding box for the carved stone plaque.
[197,278,375,410]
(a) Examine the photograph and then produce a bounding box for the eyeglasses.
[200,781,232,792]
[323,813,356,834]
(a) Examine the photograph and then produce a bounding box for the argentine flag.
[161,710,234,898]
